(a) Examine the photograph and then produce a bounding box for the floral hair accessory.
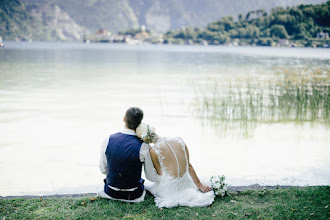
[136,123,156,144]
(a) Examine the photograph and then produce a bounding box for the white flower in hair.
[136,123,156,144]
[140,132,147,139]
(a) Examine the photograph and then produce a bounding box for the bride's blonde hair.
[136,123,158,144]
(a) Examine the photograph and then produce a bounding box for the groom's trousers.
[104,178,145,200]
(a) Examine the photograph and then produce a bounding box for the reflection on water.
[0,42,329,196]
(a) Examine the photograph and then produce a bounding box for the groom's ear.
[123,117,126,122]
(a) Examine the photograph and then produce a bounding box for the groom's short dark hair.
[125,107,143,130]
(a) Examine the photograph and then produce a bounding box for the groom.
[98,107,147,202]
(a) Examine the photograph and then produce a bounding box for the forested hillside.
[0,0,46,40]
[0,0,87,41]
[164,1,330,46]
[34,0,325,33]
[0,0,326,41]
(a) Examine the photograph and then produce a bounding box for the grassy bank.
[1,186,329,219]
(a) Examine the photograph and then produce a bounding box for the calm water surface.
[0,42,329,196]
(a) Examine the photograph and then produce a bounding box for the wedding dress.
[144,137,215,208]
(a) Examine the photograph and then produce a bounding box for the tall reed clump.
[193,69,330,137]
[270,69,329,123]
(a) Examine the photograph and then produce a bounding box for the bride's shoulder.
[167,137,186,149]
[154,137,186,148]
[173,137,185,145]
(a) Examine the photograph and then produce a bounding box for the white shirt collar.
[121,128,136,136]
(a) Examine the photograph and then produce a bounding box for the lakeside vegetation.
[1,187,329,219]
[164,1,330,47]
[193,69,330,137]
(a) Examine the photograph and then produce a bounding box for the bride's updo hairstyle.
[136,123,158,144]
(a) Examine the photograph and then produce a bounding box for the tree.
[270,24,289,38]
[238,14,242,22]
[184,26,197,40]
[289,8,303,22]
[313,3,330,27]
[219,16,234,31]
[257,37,273,46]
[245,25,260,38]
[246,12,250,20]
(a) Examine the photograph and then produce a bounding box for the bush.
[257,37,273,46]
[270,24,289,38]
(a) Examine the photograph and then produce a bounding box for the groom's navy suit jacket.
[104,132,144,200]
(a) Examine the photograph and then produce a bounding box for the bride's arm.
[141,143,162,182]
[150,148,163,176]
[185,145,212,193]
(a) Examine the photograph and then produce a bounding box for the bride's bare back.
[153,137,188,178]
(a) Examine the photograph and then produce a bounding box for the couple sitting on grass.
[98,107,214,208]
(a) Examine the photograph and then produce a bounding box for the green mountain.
[36,0,326,33]
[0,0,45,41]
[23,0,139,36]
[0,0,327,40]
[164,1,330,47]
[0,0,88,41]
[126,0,327,33]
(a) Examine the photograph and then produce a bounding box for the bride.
[136,123,215,208]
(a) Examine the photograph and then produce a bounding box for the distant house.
[200,40,208,46]
[141,25,146,32]
[277,39,295,47]
[92,29,111,42]
[95,29,111,36]
[111,34,132,43]
[232,39,239,46]
[134,32,150,41]
[317,32,329,39]
[186,39,194,45]
[278,39,289,46]
[239,42,249,46]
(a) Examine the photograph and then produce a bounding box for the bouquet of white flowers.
[210,175,228,197]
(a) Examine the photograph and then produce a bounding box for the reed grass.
[193,69,330,137]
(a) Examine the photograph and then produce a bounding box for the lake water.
[0,42,329,196]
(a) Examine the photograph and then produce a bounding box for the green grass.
[193,69,330,137]
[1,187,329,219]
